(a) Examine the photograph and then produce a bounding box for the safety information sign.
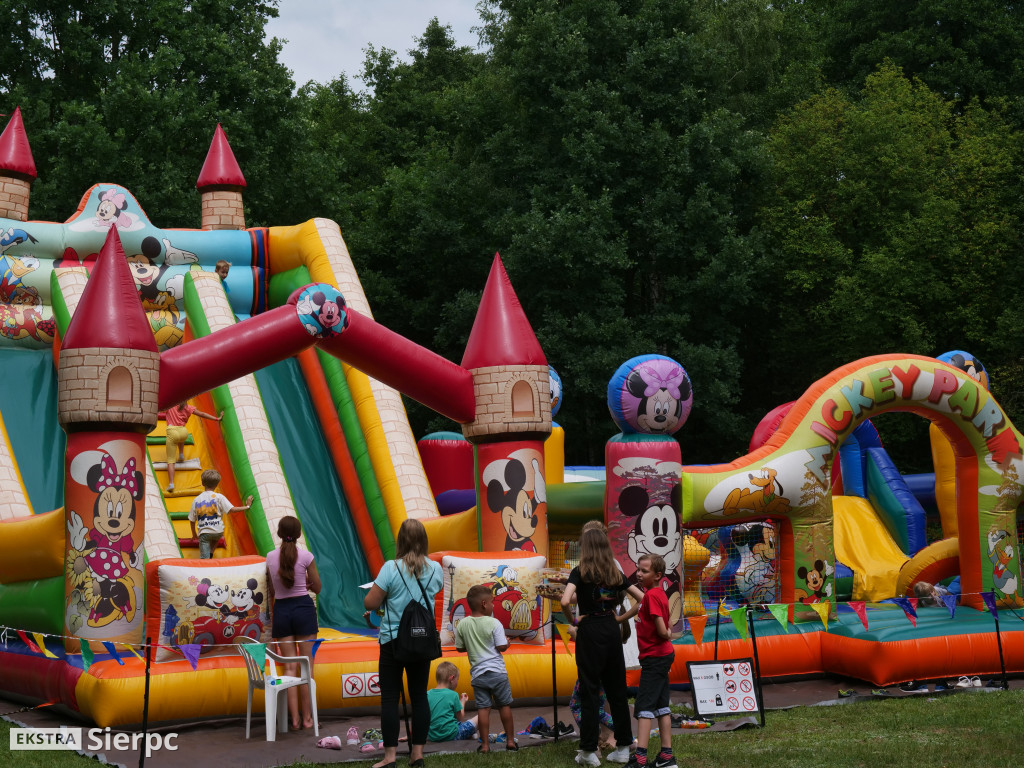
[686,659,762,717]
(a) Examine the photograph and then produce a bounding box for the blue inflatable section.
[837,420,882,497]
[865,446,927,556]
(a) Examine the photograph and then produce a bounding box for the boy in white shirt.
[188,470,252,558]
[454,584,517,752]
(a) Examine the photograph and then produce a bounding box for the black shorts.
[634,651,674,719]
[272,595,318,638]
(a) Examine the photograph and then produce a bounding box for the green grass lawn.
[3,690,1021,767]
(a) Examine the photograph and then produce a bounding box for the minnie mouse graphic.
[67,453,144,628]
[95,189,133,230]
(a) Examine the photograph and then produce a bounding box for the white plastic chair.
[237,636,319,741]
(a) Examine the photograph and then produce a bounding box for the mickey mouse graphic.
[625,364,691,434]
[796,559,834,604]
[67,453,144,628]
[486,457,546,552]
[224,578,265,624]
[619,485,682,621]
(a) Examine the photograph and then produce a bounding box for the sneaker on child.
[607,745,632,763]
[576,750,601,767]
[652,755,678,768]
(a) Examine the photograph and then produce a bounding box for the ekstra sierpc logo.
[9,726,179,756]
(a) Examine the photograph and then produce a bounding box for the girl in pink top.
[266,516,321,731]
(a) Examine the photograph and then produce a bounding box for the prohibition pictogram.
[367,674,380,695]
[727,697,739,711]
[722,663,735,676]
[742,696,756,710]
[344,674,365,697]
[738,662,751,675]
[740,679,752,693]
[725,680,737,693]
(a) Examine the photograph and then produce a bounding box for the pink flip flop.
[317,736,343,750]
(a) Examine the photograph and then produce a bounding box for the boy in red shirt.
[630,554,676,768]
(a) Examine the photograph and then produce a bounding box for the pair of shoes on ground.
[624,756,677,768]
[956,675,983,688]
[536,721,575,739]
[898,681,930,693]
[578,745,632,765]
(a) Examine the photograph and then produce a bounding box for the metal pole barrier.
[747,610,766,728]
[139,637,152,768]
[993,611,1009,689]
[552,617,560,740]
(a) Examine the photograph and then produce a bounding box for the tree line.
[3,0,1023,469]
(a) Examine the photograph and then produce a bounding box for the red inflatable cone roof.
[61,226,158,353]
[196,123,246,189]
[0,107,37,180]
[461,253,546,369]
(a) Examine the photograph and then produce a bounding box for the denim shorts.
[634,651,675,719]
[271,594,318,638]
[471,669,513,709]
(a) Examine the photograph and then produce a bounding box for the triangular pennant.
[102,642,125,665]
[809,602,830,630]
[717,599,730,617]
[80,643,94,672]
[179,644,202,670]
[31,633,58,659]
[981,591,998,617]
[909,597,919,615]
[940,593,958,618]
[849,601,869,631]
[17,630,41,655]
[126,644,145,661]
[309,638,324,662]
[688,615,707,645]
[766,604,790,632]
[554,623,574,653]
[729,607,749,639]
[889,597,917,627]
[241,642,267,670]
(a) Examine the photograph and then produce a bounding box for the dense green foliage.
[2,0,1023,467]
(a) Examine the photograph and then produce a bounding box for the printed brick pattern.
[200,189,245,230]
[142,459,180,561]
[0,416,32,519]
[315,218,437,519]
[57,348,161,427]
[462,365,552,441]
[54,268,91,320]
[193,270,236,331]
[0,177,30,220]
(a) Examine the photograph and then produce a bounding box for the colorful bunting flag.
[102,642,124,665]
[889,597,916,627]
[179,644,201,671]
[31,633,58,659]
[81,643,94,672]
[717,599,730,617]
[687,615,707,645]
[310,638,324,662]
[940,593,958,618]
[729,607,749,639]
[809,602,830,630]
[17,630,41,655]
[126,645,145,661]
[241,642,266,669]
[848,601,869,631]
[981,592,998,617]
[766,604,790,632]
[555,623,574,654]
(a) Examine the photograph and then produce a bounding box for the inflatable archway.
[680,354,1024,611]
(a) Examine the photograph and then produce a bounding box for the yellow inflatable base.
[75,629,578,727]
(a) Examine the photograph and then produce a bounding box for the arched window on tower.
[106,366,133,408]
[511,380,535,417]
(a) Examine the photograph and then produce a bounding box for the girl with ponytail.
[266,515,321,731]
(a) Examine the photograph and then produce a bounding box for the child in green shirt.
[426,661,478,742]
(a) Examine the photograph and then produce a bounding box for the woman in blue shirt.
[364,519,443,768]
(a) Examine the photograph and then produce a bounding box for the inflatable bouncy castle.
[1,108,1022,728]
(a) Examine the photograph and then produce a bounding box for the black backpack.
[389,564,442,663]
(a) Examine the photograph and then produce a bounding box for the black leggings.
[576,614,634,751]
[378,640,431,747]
